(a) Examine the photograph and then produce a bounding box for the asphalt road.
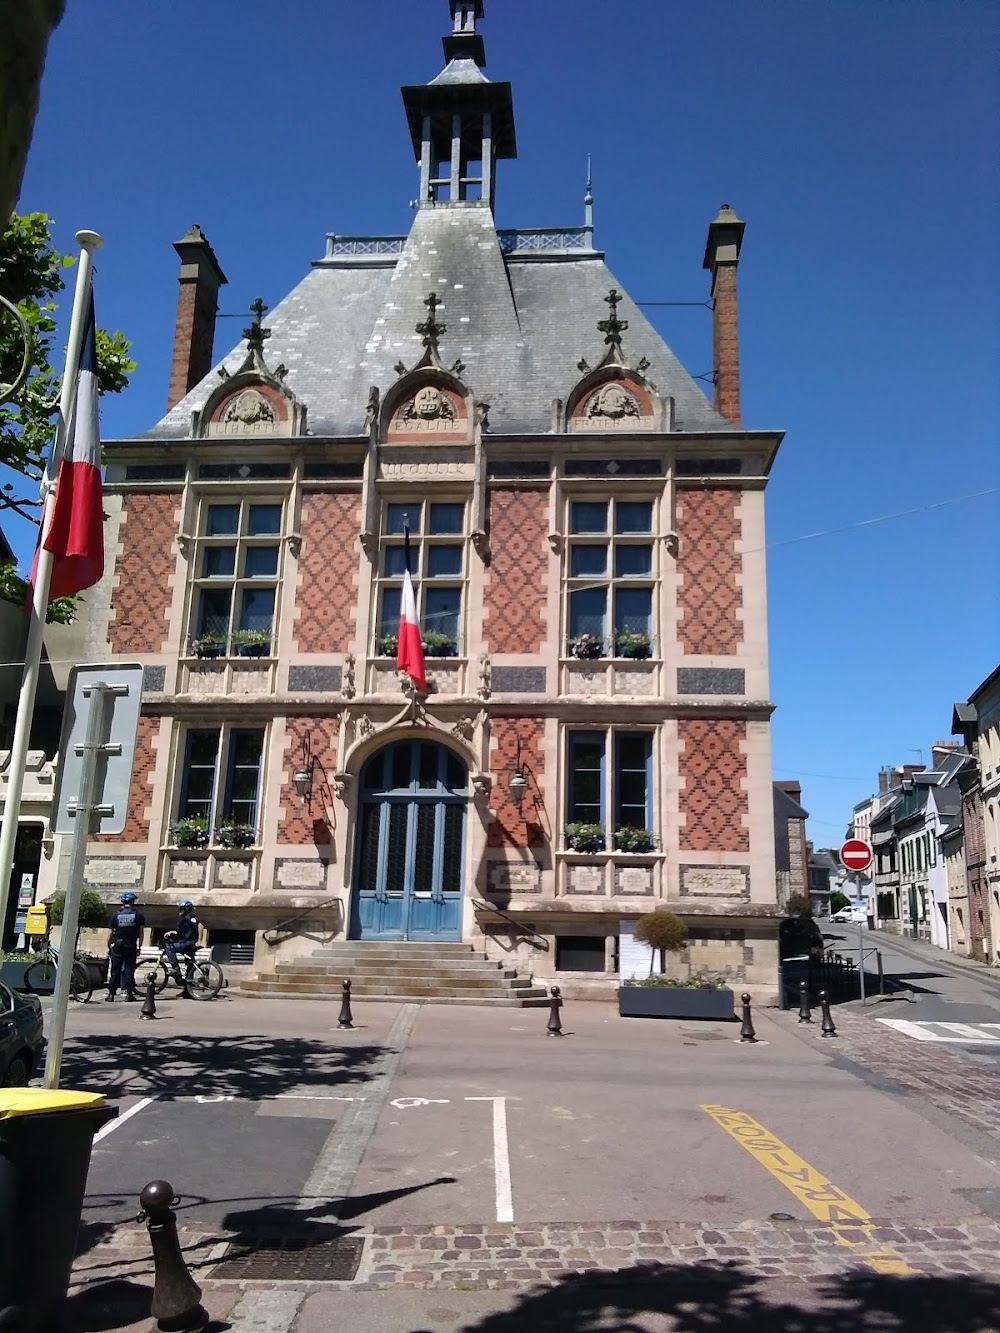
[40,987,1000,1238]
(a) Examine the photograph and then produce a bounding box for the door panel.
[351,741,466,941]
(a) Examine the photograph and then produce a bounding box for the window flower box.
[614,827,655,854]
[215,821,256,850]
[564,822,606,853]
[421,631,458,658]
[191,635,226,659]
[169,817,210,849]
[377,633,398,657]
[614,629,652,660]
[567,634,605,660]
[232,629,271,658]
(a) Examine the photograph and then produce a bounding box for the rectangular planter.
[618,985,735,1021]
[0,961,31,991]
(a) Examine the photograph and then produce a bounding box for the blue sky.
[13,0,1000,847]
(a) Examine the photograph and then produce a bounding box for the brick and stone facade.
[53,5,785,997]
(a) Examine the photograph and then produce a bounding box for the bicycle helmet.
[120,892,137,904]
[177,900,193,908]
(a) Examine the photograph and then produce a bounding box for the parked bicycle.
[23,944,93,1003]
[133,948,224,1001]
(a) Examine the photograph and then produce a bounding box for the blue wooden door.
[351,741,467,941]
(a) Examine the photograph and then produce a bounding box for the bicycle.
[134,948,224,1001]
[23,944,93,1003]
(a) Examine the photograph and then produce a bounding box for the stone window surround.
[180,489,293,659]
[562,724,657,850]
[170,722,268,849]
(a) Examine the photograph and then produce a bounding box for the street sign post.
[46,663,143,1087]
[840,839,873,874]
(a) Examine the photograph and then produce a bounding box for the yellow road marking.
[701,1104,920,1275]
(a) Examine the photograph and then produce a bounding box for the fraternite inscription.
[679,866,749,898]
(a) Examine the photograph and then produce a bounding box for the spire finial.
[243,298,271,357]
[584,156,594,237]
[416,291,446,354]
[443,1,486,65]
[597,288,627,359]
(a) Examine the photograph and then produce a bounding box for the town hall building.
[56,2,785,998]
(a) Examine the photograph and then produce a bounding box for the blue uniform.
[107,906,145,997]
[165,911,199,974]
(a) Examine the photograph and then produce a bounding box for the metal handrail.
[471,897,549,951]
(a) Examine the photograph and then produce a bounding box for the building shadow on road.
[59,1031,385,1100]
[453,1262,1000,1332]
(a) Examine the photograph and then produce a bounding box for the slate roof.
[148,205,734,441]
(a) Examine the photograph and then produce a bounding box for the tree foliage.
[47,886,108,928]
[0,212,134,617]
[785,892,813,918]
[633,909,688,975]
[830,890,851,916]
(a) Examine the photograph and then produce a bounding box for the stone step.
[272,965,509,986]
[240,984,550,1007]
[241,977,548,999]
[307,943,477,955]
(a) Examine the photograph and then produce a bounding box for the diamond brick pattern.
[484,489,547,654]
[487,717,545,848]
[676,488,742,656]
[677,719,748,852]
[109,492,181,653]
[94,715,159,843]
[295,493,360,652]
[277,716,339,845]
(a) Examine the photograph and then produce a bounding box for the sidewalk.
[865,927,1000,986]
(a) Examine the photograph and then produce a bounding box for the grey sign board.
[52,662,144,836]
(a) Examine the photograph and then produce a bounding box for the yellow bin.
[0,1088,116,1333]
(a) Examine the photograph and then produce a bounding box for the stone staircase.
[241,941,549,1006]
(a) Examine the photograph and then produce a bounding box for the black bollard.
[819,989,837,1038]
[138,1179,207,1331]
[337,978,354,1029]
[140,970,158,1020]
[547,985,563,1037]
[797,981,812,1024]
[739,992,757,1043]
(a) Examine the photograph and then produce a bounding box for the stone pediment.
[193,299,305,438]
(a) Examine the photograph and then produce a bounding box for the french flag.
[36,295,104,600]
[396,527,426,692]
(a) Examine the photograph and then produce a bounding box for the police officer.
[106,892,145,1002]
[163,900,199,989]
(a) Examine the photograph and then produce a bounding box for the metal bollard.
[337,978,354,1029]
[547,985,563,1036]
[140,970,158,1020]
[137,1180,207,1331]
[797,981,812,1024]
[739,992,757,1043]
[819,989,837,1038]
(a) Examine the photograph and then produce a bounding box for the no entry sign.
[840,839,873,873]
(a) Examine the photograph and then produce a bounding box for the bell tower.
[401,1,517,210]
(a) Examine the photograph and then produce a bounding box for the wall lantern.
[509,767,528,807]
[292,757,314,799]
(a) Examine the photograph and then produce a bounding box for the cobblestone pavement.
[71,1215,1000,1295]
[782,1005,1000,1144]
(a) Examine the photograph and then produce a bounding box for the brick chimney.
[167,225,227,410]
[703,204,746,426]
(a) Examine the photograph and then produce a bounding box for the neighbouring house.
[953,665,1000,964]
[807,846,838,918]
[773,781,809,913]
[46,3,787,998]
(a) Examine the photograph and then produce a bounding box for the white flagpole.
[0,230,103,946]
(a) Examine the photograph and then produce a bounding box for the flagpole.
[0,230,103,947]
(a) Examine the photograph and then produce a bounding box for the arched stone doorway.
[349,739,467,940]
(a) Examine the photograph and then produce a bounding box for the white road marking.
[273,1094,366,1102]
[877,1019,1000,1044]
[467,1096,514,1223]
[94,1096,155,1142]
[390,1096,450,1109]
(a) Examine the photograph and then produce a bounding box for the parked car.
[830,905,868,925]
[0,980,44,1087]
[779,914,826,961]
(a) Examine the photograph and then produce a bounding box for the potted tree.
[216,820,256,849]
[565,822,606,853]
[232,628,272,658]
[614,628,653,660]
[169,816,210,849]
[619,909,735,1020]
[37,888,110,989]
